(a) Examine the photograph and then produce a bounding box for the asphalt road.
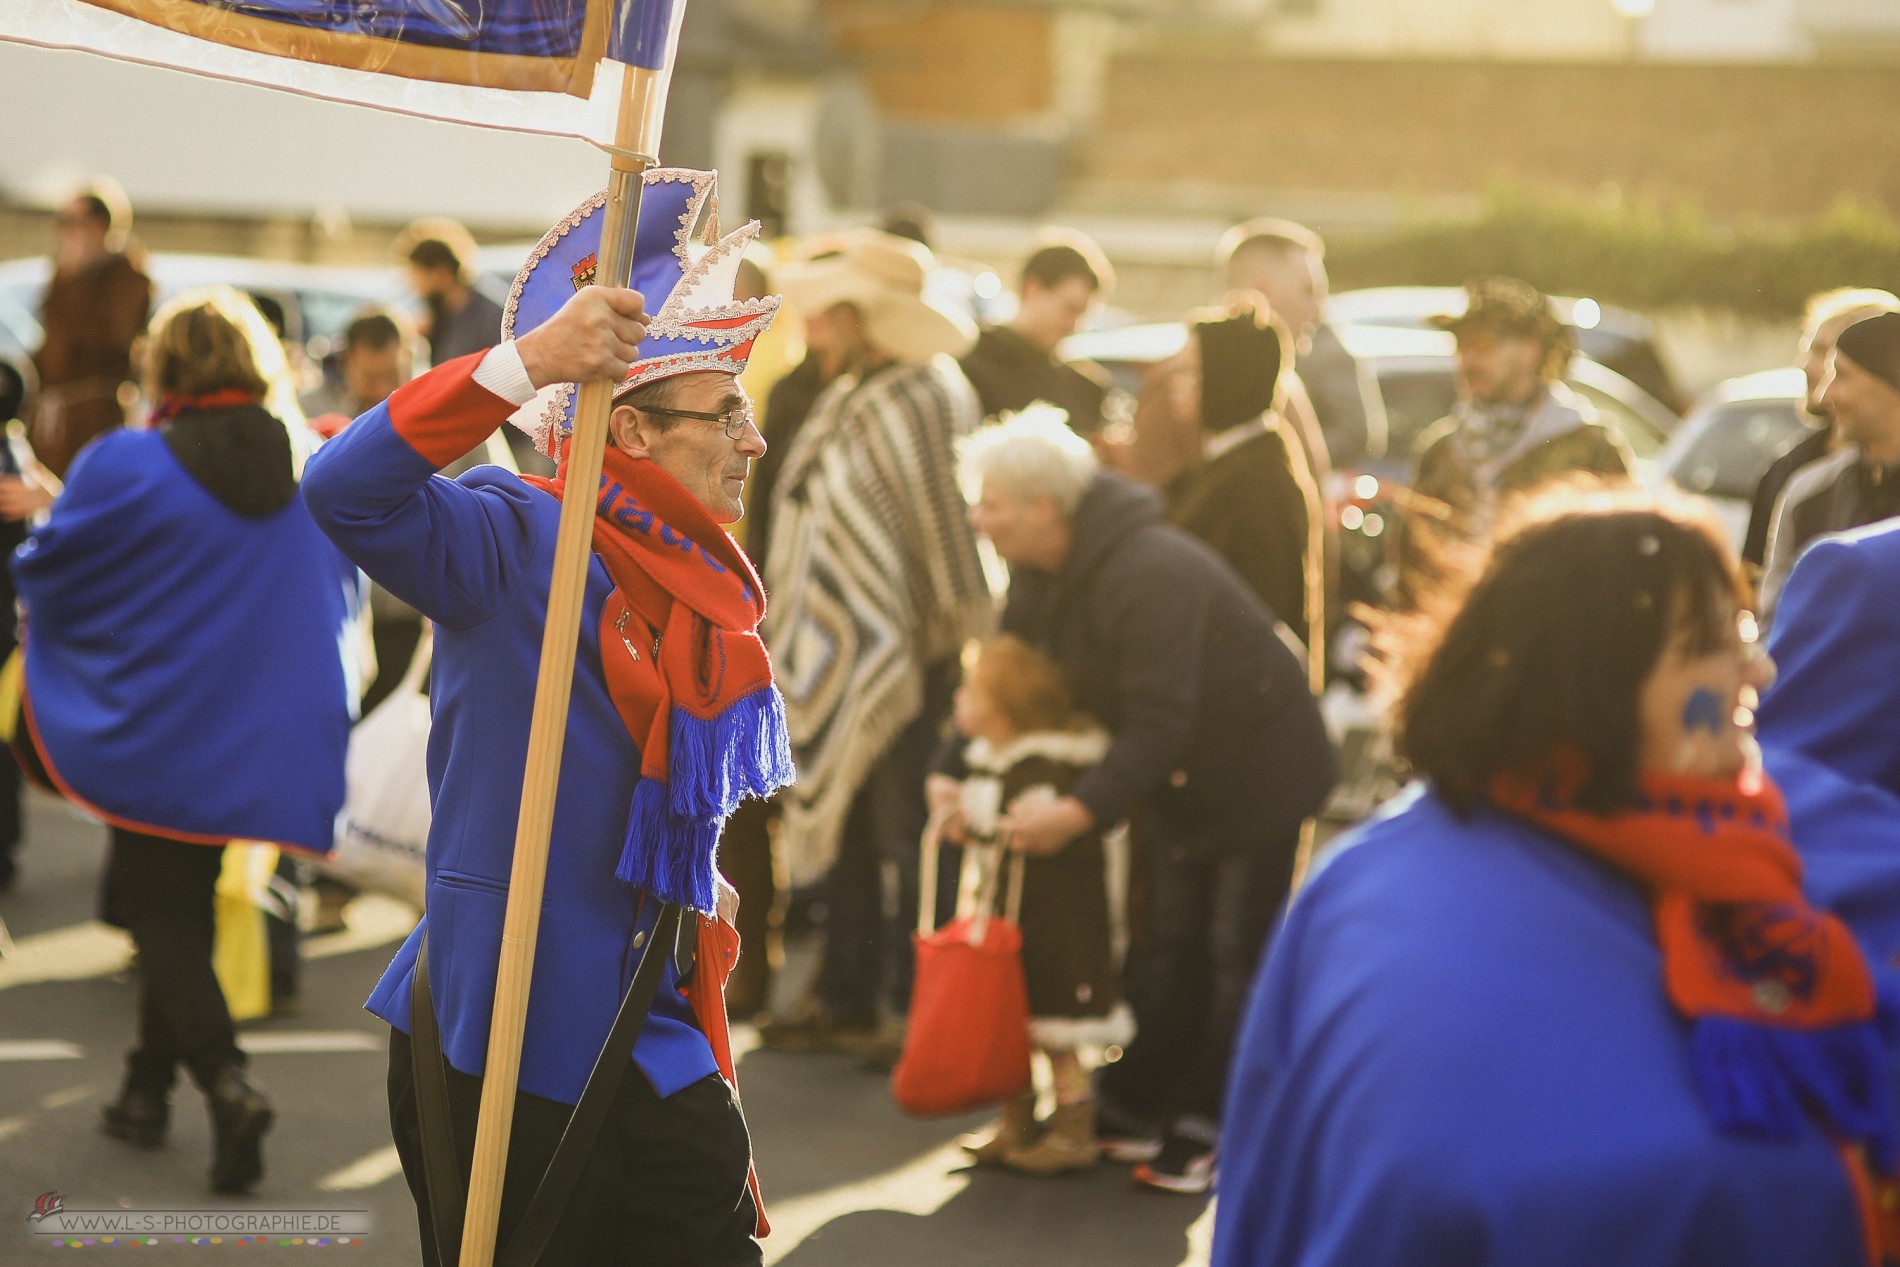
[0,788,1213,1264]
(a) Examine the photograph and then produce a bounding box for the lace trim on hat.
[502,189,608,342]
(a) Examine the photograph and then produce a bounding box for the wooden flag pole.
[455,44,679,1267]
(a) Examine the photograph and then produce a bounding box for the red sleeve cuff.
[386,351,514,469]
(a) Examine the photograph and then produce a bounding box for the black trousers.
[1099,820,1298,1129]
[814,660,957,1023]
[101,827,244,1095]
[0,751,21,886]
[387,1030,760,1267]
[362,614,425,716]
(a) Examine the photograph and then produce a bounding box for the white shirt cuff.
[472,341,538,407]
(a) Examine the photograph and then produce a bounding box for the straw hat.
[778,229,977,364]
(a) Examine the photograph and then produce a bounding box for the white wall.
[1645,0,1806,60]
[709,75,831,237]
[1267,0,1632,60]
[1260,0,1830,60]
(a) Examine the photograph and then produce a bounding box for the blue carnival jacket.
[15,425,355,852]
[300,356,716,1104]
[1211,786,1885,1267]
[1760,518,1900,969]
[1760,519,1900,801]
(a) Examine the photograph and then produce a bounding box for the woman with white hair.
[936,408,1337,1193]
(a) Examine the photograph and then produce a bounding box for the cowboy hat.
[777,229,976,364]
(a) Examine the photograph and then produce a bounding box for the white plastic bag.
[323,625,432,908]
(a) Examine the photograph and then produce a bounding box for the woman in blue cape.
[1213,486,1900,1267]
[12,287,357,1195]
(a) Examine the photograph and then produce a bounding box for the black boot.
[101,1086,170,1148]
[203,1067,273,1194]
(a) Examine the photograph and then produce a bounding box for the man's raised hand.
[515,286,650,389]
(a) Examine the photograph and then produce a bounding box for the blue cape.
[1759,519,1900,800]
[14,429,356,853]
[1211,786,1880,1267]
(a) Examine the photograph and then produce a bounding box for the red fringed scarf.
[1492,767,1900,1264]
[523,445,793,913]
[149,388,262,424]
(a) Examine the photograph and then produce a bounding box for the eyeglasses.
[639,404,756,440]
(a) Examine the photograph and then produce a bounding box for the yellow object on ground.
[0,647,22,745]
[214,843,277,1022]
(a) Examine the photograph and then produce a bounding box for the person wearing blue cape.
[13,286,358,1194]
[1758,518,1900,972]
[1213,486,1900,1267]
[301,168,793,1266]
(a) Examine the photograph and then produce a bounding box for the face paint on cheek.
[1682,687,1726,737]
[1672,685,1730,774]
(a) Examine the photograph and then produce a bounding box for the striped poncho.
[762,356,994,885]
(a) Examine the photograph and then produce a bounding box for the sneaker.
[1133,1134,1218,1196]
[1095,1093,1162,1164]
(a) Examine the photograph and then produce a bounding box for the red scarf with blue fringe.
[1492,767,1900,1263]
[524,446,793,914]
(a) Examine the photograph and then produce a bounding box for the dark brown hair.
[396,217,480,284]
[1387,482,1748,815]
[1022,239,1110,297]
[341,307,408,354]
[71,193,113,230]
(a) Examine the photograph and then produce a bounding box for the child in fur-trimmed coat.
[947,635,1131,1175]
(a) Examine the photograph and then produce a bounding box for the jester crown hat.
[502,168,780,458]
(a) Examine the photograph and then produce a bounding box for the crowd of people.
[4,167,1900,1265]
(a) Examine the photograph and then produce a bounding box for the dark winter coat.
[996,472,1337,852]
[1167,420,1322,652]
[959,325,1110,434]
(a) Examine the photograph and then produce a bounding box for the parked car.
[1653,367,1809,551]
[0,253,408,370]
[0,286,40,363]
[1329,285,1689,416]
[0,288,36,427]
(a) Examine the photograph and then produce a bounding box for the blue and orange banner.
[69,0,658,95]
[0,0,682,139]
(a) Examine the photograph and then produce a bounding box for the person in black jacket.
[936,409,1338,1194]
[0,356,40,890]
[1163,299,1324,663]
[1740,287,1898,575]
[959,236,1112,434]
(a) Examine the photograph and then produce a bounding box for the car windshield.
[1664,399,1809,501]
[1372,368,1457,462]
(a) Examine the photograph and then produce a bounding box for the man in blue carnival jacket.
[1758,518,1900,962]
[302,169,792,1266]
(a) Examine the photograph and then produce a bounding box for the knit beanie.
[1195,306,1284,431]
[1835,312,1900,395]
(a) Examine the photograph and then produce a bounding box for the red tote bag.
[891,815,1033,1117]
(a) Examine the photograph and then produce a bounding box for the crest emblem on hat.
[571,253,598,291]
[502,168,780,459]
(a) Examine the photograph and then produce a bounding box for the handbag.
[323,624,433,907]
[891,810,1033,1117]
